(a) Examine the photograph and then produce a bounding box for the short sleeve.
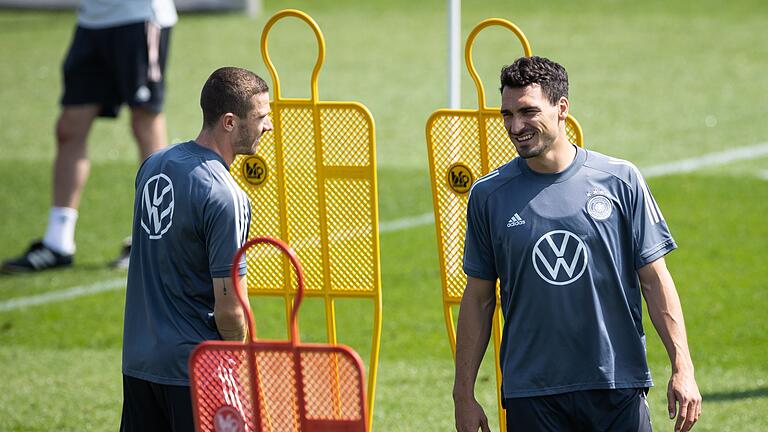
[462,192,498,281]
[627,169,677,269]
[204,173,251,278]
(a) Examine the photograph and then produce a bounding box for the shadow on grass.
[704,387,768,402]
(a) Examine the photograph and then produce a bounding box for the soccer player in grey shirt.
[453,57,701,432]
[120,67,272,431]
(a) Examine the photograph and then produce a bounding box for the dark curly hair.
[499,56,568,105]
[200,67,269,128]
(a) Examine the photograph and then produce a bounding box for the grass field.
[1,0,767,430]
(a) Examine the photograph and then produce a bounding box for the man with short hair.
[453,56,701,432]
[2,0,176,273]
[120,67,272,431]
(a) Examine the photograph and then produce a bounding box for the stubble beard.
[235,127,259,156]
[512,132,550,159]
[517,143,547,159]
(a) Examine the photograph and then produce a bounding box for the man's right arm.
[453,276,497,432]
[212,276,249,342]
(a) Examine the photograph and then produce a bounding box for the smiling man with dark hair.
[453,56,701,432]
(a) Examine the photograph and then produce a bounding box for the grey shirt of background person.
[78,0,177,29]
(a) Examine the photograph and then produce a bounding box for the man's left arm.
[204,177,251,341]
[213,276,249,342]
[638,257,702,432]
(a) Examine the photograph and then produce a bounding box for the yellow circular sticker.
[446,162,474,194]
[241,155,268,186]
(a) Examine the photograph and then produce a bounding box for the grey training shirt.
[123,141,250,386]
[77,0,178,29]
[463,145,676,398]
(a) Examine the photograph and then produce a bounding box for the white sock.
[42,207,78,255]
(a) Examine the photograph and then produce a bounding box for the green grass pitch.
[1,0,767,430]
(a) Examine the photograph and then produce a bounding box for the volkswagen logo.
[140,173,175,240]
[532,230,588,286]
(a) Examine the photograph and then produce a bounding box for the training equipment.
[230,10,381,431]
[189,237,368,432]
[425,18,584,430]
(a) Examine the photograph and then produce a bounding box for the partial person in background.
[1,0,177,273]
[121,67,272,431]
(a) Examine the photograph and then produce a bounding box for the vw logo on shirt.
[532,230,588,285]
[140,173,175,240]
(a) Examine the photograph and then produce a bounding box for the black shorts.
[120,374,194,432]
[505,388,652,432]
[61,22,171,118]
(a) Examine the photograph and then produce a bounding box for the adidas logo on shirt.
[507,213,526,227]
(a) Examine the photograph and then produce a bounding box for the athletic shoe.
[109,236,131,270]
[1,240,73,273]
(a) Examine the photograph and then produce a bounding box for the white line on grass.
[0,278,125,312]
[379,212,435,233]
[641,142,768,178]
[2,142,767,312]
[378,142,768,234]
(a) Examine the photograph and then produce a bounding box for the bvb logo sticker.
[447,163,474,194]
[242,155,268,186]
